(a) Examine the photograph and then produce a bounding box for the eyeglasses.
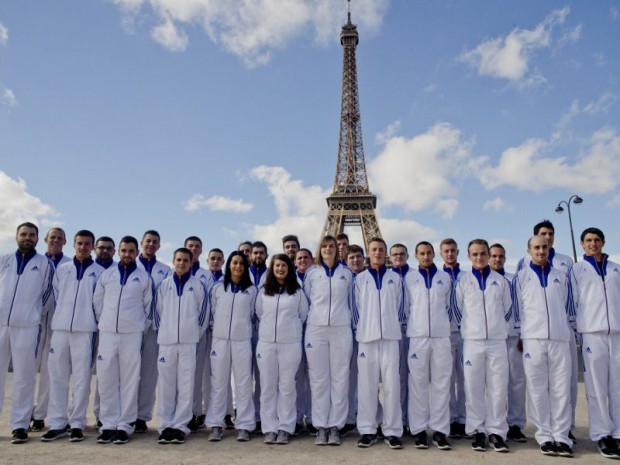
[96,246,114,251]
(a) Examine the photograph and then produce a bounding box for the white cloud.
[612,6,620,21]
[593,52,606,67]
[477,128,620,194]
[374,120,401,145]
[378,217,437,246]
[556,24,582,49]
[183,194,253,213]
[110,0,388,66]
[458,7,571,85]
[0,171,60,253]
[483,196,510,212]
[368,122,473,215]
[1,87,18,107]
[584,92,619,115]
[0,22,8,45]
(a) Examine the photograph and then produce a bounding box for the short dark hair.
[414,241,434,254]
[390,243,408,254]
[336,233,349,242]
[368,237,387,249]
[119,235,139,249]
[252,241,268,254]
[17,222,38,235]
[296,248,313,259]
[208,248,224,256]
[142,230,161,240]
[173,247,193,262]
[347,244,364,257]
[223,251,253,292]
[467,238,489,253]
[282,235,300,248]
[184,236,202,246]
[533,220,555,235]
[238,240,252,250]
[263,254,300,296]
[490,243,505,253]
[96,236,115,247]
[440,238,457,248]
[74,230,95,243]
[580,227,605,242]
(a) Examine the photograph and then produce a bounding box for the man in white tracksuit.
[405,241,453,451]
[514,235,574,457]
[93,236,152,444]
[154,247,207,444]
[455,239,511,453]
[570,227,620,459]
[0,222,54,444]
[135,230,170,433]
[354,238,405,450]
[42,230,104,442]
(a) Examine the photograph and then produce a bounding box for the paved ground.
[0,375,613,465]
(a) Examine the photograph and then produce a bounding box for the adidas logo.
[89,272,96,277]
[586,347,592,353]
[359,352,366,359]
[388,279,394,285]
[437,280,444,285]
[132,277,140,282]
[159,357,166,363]
[32,265,39,271]
[340,275,346,280]
[491,281,499,286]
[465,360,472,366]
[614,268,619,273]
[211,350,217,356]
[306,343,313,349]
[410,353,418,359]
[524,353,531,359]
[49,348,54,354]
[553,278,561,283]
[158,270,165,274]
[189,287,194,292]
[97,354,103,361]
[257,353,261,359]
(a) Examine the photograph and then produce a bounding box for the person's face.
[528,236,550,266]
[173,251,192,275]
[283,240,299,260]
[207,251,224,272]
[295,250,313,273]
[251,247,267,267]
[95,241,115,262]
[337,239,349,260]
[367,241,386,269]
[320,241,337,263]
[581,233,605,259]
[390,246,408,268]
[415,245,435,269]
[239,244,252,257]
[229,255,245,281]
[489,246,506,271]
[45,229,66,255]
[141,234,160,258]
[537,227,555,248]
[185,240,202,263]
[440,243,459,267]
[16,226,38,253]
[119,242,139,267]
[74,236,94,261]
[272,259,289,284]
[346,251,365,274]
[468,243,489,270]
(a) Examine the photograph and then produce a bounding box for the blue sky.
[1,0,619,270]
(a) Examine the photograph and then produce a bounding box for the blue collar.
[583,254,609,278]
[394,263,410,277]
[368,265,387,290]
[15,249,37,275]
[73,257,94,280]
[191,262,201,276]
[471,265,492,291]
[139,255,158,274]
[548,248,556,263]
[529,261,551,287]
[212,270,223,281]
[173,272,191,295]
[117,262,138,285]
[96,258,114,269]
[296,270,305,282]
[46,252,64,268]
[443,263,461,280]
[417,264,437,289]
[321,261,340,277]
[495,268,505,276]
[249,264,267,281]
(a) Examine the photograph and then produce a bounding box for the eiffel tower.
[320,1,382,250]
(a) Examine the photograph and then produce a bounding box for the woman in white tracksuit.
[303,235,353,446]
[256,254,309,445]
[206,251,258,442]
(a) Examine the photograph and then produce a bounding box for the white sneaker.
[208,427,224,442]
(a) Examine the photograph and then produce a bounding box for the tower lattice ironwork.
[320,4,382,250]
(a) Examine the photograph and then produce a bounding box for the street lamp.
[555,194,583,263]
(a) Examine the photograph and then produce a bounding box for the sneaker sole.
[557,452,574,458]
[433,442,451,450]
[11,438,29,444]
[357,440,377,448]
[493,447,510,453]
[208,437,223,442]
[158,440,171,445]
[472,446,486,452]
[41,435,67,442]
[328,441,341,446]
[599,450,620,459]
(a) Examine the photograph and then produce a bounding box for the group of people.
[0,220,619,460]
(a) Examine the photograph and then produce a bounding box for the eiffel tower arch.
[319,3,382,250]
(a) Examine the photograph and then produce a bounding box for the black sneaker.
[357,434,377,448]
[556,442,575,458]
[507,425,527,442]
[489,434,509,453]
[598,436,620,459]
[459,423,472,439]
[187,415,201,433]
[96,430,116,444]
[432,431,451,450]
[540,441,558,456]
[224,415,235,430]
[414,431,428,449]
[113,430,129,445]
[449,421,462,439]
[30,419,45,432]
[41,429,68,442]
[384,436,403,449]
[294,423,304,436]
[339,423,356,437]
[11,428,29,444]
[568,431,577,444]
[253,421,262,435]
[69,428,84,442]
[472,432,486,451]
[376,426,385,439]
[403,425,411,436]
[171,429,185,444]
[307,424,318,436]
[96,418,102,428]
[132,419,148,433]
[158,428,174,444]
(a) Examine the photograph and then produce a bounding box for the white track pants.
[206,338,255,431]
[47,331,96,430]
[568,330,578,429]
[408,337,452,435]
[137,325,158,422]
[0,325,39,430]
[399,326,408,426]
[157,343,196,434]
[582,333,620,441]
[463,339,509,438]
[506,336,526,428]
[256,340,301,434]
[346,337,358,425]
[305,325,352,429]
[96,331,142,434]
[357,339,402,437]
[522,339,571,446]
[192,330,208,415]
[449,331,466,423]
[33,313,52,421]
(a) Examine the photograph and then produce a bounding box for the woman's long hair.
[263,253,300,296]
[223,251,253,292]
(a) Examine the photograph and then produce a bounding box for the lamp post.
[555,194,583,263]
